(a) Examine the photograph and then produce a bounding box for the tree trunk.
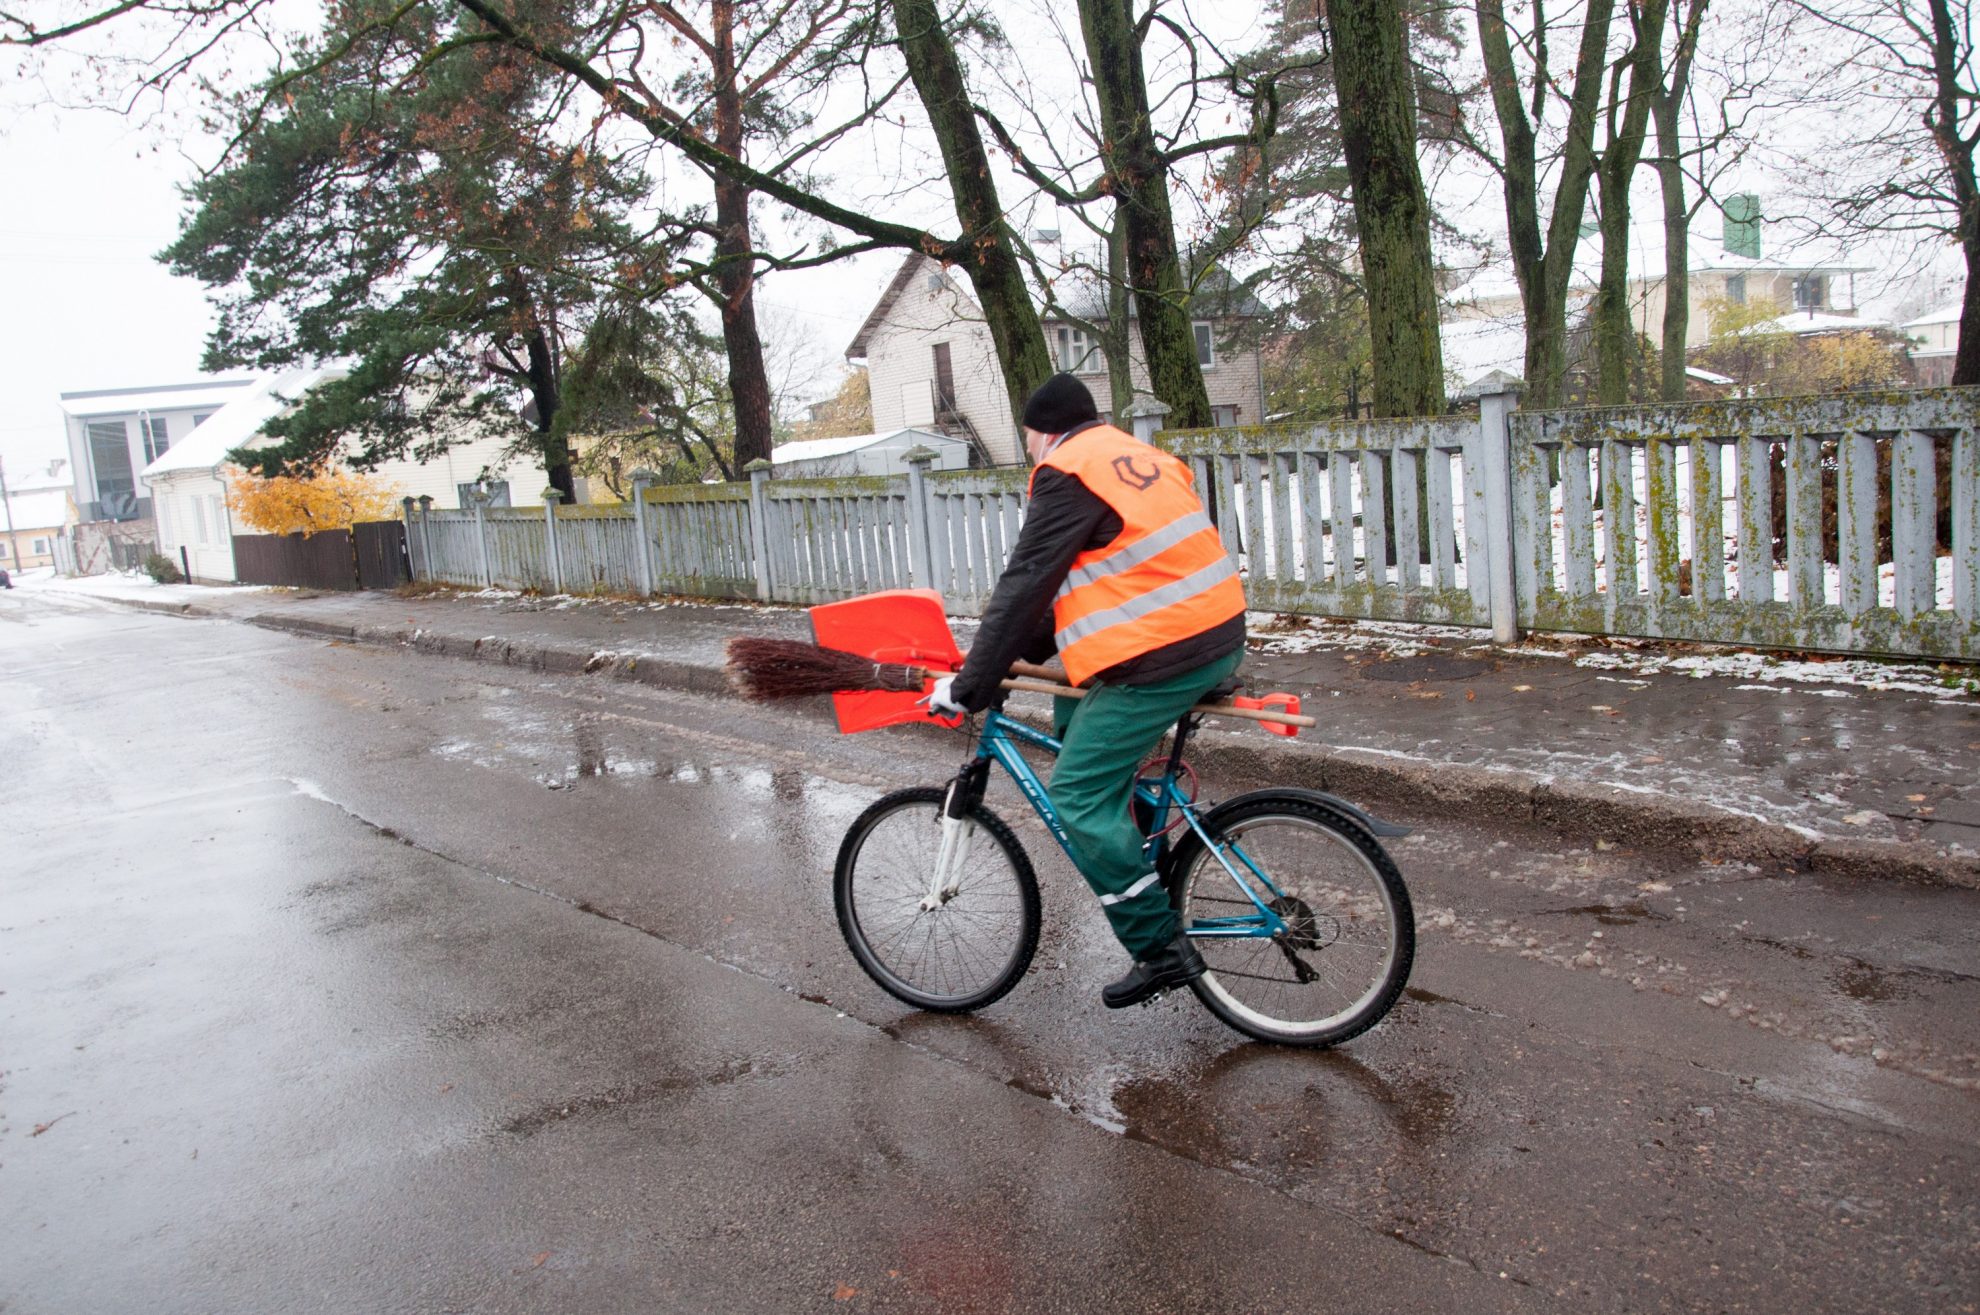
[1593,0,1669,406]
[1104,215,1136,419]
[711,1,775,471]
[893,0,1054,450]
[1650,0,1705,402]
[1324,0,1445,418]
[1477,0,1616,407]
[1077,0,1212,428]
[524,326,575,501]
[1927,0,1980,385]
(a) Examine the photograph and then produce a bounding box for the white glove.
[922,674,966,716]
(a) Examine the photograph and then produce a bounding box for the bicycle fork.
[922,758,991,911]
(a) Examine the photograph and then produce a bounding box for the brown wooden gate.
[353,521,408,589]
[231,530,359,590]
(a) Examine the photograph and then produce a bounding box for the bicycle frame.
[940,709,1292,940]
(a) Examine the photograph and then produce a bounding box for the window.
[142,416,170,463]
[1792,275,1826,311]
[1725,274,1746,305]
[193,496,209,544]
[0,541,9,559]
[1193,322,1217,368]
[1056,326,1101,373]
[458,480,511,508]
[1210,404,1239,427]
[209,495,225,540]
[86,418,135,503]
[192,412,215,429]
[31,537,49,556]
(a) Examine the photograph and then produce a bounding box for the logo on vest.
[1111,454,1162,490]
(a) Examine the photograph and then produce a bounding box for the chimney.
[1723,194,1762,260]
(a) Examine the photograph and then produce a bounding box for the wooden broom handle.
[911,657,1315,729]
[991,677,1316,728]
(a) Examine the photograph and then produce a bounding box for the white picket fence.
[405,389,1980,661]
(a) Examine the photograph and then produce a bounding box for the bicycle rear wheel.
[834,787,1041,1012]
[1166,794,1413,1047]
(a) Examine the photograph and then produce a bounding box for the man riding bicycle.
[926,373,1247,1009]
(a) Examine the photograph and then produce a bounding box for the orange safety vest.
[1033,424,1245,685]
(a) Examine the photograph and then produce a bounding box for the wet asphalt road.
[2,590,1977,1314]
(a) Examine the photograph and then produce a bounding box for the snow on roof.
[1439,313,1530,389]
[1747,310,1891,337]
[58,378,260,418]
[1903,300,1963,329]
[3,487,74,530]
[771,427,956,465]
[141,365,346,478]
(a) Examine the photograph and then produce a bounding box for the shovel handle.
[989,677,1318,730]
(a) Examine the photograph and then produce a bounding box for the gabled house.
[1,483,77,573]
[770,427,969,478]
[846,253,1268,466]
[1904,302,1961,386]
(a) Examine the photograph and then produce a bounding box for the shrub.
[144,552,185,584]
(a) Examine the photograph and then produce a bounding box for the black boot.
[1101,935,1206,1009]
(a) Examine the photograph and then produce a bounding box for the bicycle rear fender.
[1206,788,1412,838]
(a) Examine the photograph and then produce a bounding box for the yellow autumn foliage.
[225,463,402,536]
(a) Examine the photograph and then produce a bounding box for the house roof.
[1745,310,1891,337]
[846,254,971,359]
[771,427,957,465]
[141,365,346,478]
[58,377,260,419]
[1041,266,1269,324]
[3,488,75,531]
[1903,300,1963,329]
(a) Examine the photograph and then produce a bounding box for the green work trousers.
[1048,648,1244,959]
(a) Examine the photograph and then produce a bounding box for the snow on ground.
[19,569,273,605]
[1249,611,1979,699]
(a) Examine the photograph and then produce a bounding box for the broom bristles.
[724,637,929,701]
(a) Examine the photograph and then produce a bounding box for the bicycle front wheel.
[1166,795,1413,1047]
[834,787,1041,1013]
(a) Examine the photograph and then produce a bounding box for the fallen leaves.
[531,1252,552,1269]
[834,1282,860,1301]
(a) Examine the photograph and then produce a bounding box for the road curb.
[102,595,1980,891]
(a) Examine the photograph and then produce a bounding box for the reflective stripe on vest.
[1035,425,1246,684]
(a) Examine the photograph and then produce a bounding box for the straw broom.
[723,637,1314,729]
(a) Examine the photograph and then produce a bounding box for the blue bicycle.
[832,695,1416,1047]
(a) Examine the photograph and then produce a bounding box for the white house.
[769,427,968,478]
[1,486,77,573]
[142,366,552,583]
[1904,301,1961,386]
[846,253,1268,466]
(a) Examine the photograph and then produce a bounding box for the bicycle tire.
[834,787,1042,1013]
[1165,794,1413,1047]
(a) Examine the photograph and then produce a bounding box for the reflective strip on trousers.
[1058,511,1219,597]
[1097,871,1164,906]
[1055,554,1240,649]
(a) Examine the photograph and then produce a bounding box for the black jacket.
[949,424,1246,712]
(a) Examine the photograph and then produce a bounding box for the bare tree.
[1787,0,1980,384]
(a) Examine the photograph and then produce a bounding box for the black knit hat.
[1022,372,1100,433]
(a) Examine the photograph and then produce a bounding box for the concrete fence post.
[541,488,564,594]
[469,483,493,588]
[1126,395,1172,444]
[629,469,656,597]
[416,495,435,583]
[400,497,418,580]
[901,445,938,592]
[1477,390,1521,644]
[744,459,774,602]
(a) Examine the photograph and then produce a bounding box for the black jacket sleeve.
[948,467,1112,711]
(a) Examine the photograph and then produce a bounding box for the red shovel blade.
[808,589,965,733]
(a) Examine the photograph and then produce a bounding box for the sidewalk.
[30,570,1980,887]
